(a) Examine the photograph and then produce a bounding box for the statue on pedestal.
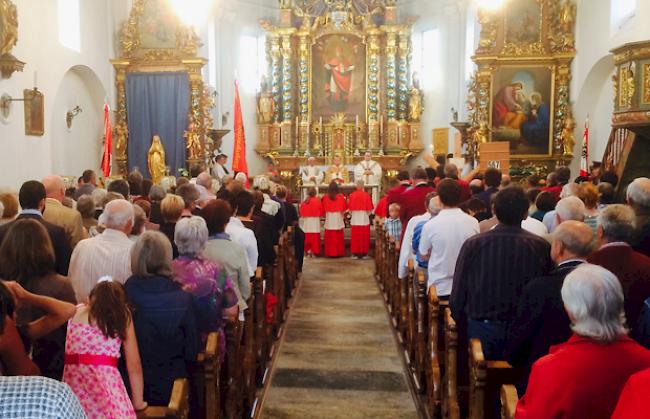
[184,120,202,160]
[408,72,423,122]
[257,75,275,124]
[561,115,576,156]
[148,135,167,185]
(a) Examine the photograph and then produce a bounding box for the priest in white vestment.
[354,151,382,185]
[301,157,324,186]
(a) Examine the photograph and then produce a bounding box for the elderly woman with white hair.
[516,264,650,419]
[171,216,238,347]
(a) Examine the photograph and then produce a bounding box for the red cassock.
[397,183,436,236]
[349,189,373,256]
[541,184,563,202]
[322,194,347,258]
[516,335,650,419]
[374,196,388,219]
[386,183,410,206]
[300,197,323,256]
[611,367,650,418]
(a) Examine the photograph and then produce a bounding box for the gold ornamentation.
[0,0,18,56]
[643,63,650,105]
[407,72,423,122]
[476,8,498,54]
[113,121,128,159]
[626,63,636,108]
[548,0,576,53]
[561,114,576,156]
[257,75,276,124]
[184,118,202,160]
[148,135,167,184]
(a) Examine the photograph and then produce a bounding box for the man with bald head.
[505,220,594,384]
[68,199,135,302]
[42,175,85,247]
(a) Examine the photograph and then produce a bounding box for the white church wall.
[570,0,650,177]
[0,0,114,189]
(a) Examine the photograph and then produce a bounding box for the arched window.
[411,28,441,91]
[57,0,81,52]
[239,34,267,94]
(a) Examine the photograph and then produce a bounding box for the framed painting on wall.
[138,0,178,49]
[311,34,366,119]
[24,88,44,136]
[490,66,554,156]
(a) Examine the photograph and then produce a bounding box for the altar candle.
[295,116,299,138]
[355,115,359,131]
[379,117,383,135]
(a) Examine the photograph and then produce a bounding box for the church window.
[239,34,267,94]
[612,0,636,29]
[57,0,81,52]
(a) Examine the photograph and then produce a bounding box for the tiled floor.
[260,257,419,418]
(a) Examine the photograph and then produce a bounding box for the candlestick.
[34,71,38,88]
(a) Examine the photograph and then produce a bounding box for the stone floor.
[259,257,419,419]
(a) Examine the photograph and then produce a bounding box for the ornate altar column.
[269,34,282,123]
[113,62,129,177]
[298,25,311,154]
[397,29,410,122]
[279,29,295,151]
[367,27,382,151]
[186,59,207,169]
[384,28,399,151]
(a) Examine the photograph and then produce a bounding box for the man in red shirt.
[386,170,411,206]
[396,168,435,235]
[444,163,471,204]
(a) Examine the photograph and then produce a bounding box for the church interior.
[1,0,650,418]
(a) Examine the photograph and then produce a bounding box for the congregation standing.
[0,164,304,418]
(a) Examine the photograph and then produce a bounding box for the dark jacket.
[505,261,583,379]
[0,214,71,275]
[124,275,199,405]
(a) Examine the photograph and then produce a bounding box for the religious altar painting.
[505,0,542,45]
[312,34,366,118]
[491,66,554,156]
[138,0,178,49]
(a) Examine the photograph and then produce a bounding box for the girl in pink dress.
[63,280,147,418]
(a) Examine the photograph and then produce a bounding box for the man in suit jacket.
[397,168,436,233]
[42,175,86,247]
[588,204,650,330]
[505,221,594,385]
[0,181,71,275]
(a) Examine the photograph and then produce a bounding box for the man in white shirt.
[418,179,479,297]
[354,151,382,185]
[68,199,135,303]
[301,157,324,186]
[398,192,437,280]
[225,191,259,277]
[213,153,230,182]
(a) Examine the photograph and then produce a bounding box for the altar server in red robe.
[300,187,322,257]
[349,179,374,259]
[322,181,347,258]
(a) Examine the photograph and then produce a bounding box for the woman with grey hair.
[123,231,198,406]
[171,216,238,351]
[516,264,650,418]
[148,184,166,225]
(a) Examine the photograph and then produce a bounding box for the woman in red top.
[321,182,347,258]
[517,264,650,419]
[299,187,323,257]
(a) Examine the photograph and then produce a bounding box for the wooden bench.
[468,339,521,419]
[444,307,461,419]
[193,332,220,419]
[426,286,442,417]
[500,384,518,419]
[139,378,190,419]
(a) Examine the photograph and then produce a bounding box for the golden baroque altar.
[254,0,423,179]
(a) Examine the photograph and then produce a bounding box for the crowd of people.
[1,160,650,418]
[383,163,650,418]
[0,167,300,417]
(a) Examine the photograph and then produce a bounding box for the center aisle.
[259,257,419,419]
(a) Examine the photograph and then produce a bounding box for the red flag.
[232,80,248,180]
[101,103,112,177]
[580,118,589,177]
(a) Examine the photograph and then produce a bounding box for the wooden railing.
[603,127,635,180]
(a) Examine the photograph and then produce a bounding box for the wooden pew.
[406,260,416,365]
[468,339,521,419]
[500,384,518,419]
[254,267,268,386]
[140,379,190,419]
[241,292,256,416]
[192,332,220,419]
[398,249,409,341]
[444,307,461,419]
[426,286,442,417]
[375,222,385,287]
[223,320,242,419]
[414,270,427,390]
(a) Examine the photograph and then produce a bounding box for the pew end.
[139,378,190,419]
[500,384,518,419]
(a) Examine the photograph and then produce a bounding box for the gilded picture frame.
[24,88,44,136]
[490,64,555,157]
